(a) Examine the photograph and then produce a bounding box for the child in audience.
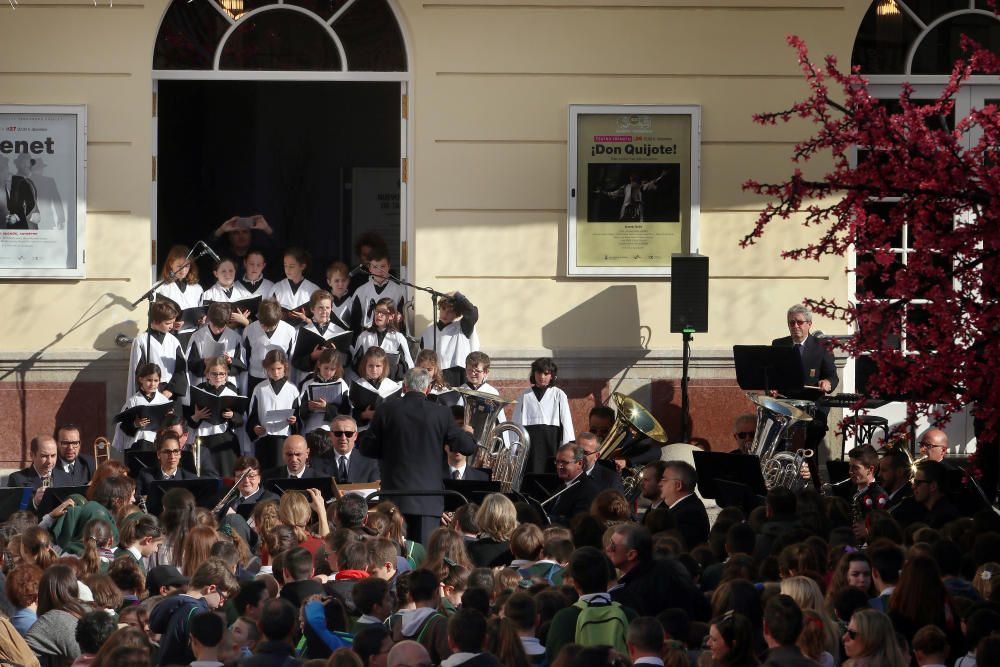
[299,348,351,433]
[350,346,401,430]
[188,356,245,476]
[155,244,205,346]
[115,514,164,574]
[349,246,406,336]
[187,302,246,393]
[291,290,350,384]
[325,261,354,328]
[269,247,319,326]
[113,363,175,451]
[419,291,480,387]
[128,300,188,400]
[352,298,413,381]
[247,349,299,468]
[242,298,296,397]
[512,357,574,474]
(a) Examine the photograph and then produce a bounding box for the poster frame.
[567,104,700,278]
[0,103,87,279]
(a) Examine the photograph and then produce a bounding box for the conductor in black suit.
[325,416,380,485]
[772,304,839,466]
[547,443,601,526]
[7,435,60,511]
[53,424,95,487]
[359,368,477,543]
[136,431,200,498]
[660,460,709,550]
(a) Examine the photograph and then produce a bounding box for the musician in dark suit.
[358,368,477,543]
[136,431,200,497]
[261,435,325,483]
[660,460,709,550]
[578,432,626,495]
[322,416,380,485]
[547,443,601,526]
[220,456,279,512]
[7,435,60,511]
[53,424,95,486]
[444,447,490,481]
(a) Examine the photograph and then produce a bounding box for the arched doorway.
[151,0,410,286]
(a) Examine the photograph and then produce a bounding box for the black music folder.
[264,476,335,502]
[113,402,175,432]
[145,478,223,516]
[308,382,343,405]
[350,384,401,411]
[443,478,502,510]
[295,327,352,357]
[204,295,263,319]
[189,387,250,424]
[156,296,206,329]
[733,345,805,394]
[281,303,313,326]
[37,485,90,517]
[430,390,462,408]
[692,451,768,500]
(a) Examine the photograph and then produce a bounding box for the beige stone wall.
[0,0,874,457]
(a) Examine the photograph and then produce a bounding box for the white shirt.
[668,493,693,510]
[633,659,665,666]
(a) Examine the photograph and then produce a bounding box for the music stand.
[733,345,805,394]
[523,473,562,503]
[692,451,768,499]
[37,486,89,516]
[145,479,223,516]
[265,477,336,502]
[443,479,502,510]
[332,481,381,501]
[714,478,765,511]
[0,488,34,520]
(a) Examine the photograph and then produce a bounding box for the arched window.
[153,0,407,71]
[852,0,1000,75]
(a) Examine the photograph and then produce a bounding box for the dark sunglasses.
[845,629,858,639]
[331,430,356,437]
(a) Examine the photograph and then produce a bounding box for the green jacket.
[50,498,118,556]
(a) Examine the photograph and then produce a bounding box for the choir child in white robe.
[351,298,413,382]
[238,249,275,301]
[456,350,510,442]
[154,244,205,348]
[348,247,407,338]
[416,349,461,408]
[187,356,245,476]
[350,346,401,430]
[268,246,319,328]
[325,261,355,329]
[290,290,351,385]
[113,362,176,451]
[187,302,247,394]
[246,349,299,469]
[243,298,297,397]
[128,300,188,400]
[512,357,574,475]
[298,348,351,433]
[419,291,480,387]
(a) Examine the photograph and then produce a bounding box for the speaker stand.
[680,329,694,443]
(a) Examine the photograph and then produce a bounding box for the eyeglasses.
[331,431,356,438]
[59,440,81,446]
[661,477,683,484]
[845,629,858,640]
[160,449,182,456]
[208,371,229,378]
[236,470,259,480]
[582,450,598,457]
[788,319,810,326]
[555,460,577,467]
[919,442,947,450]
[734,431,754,439]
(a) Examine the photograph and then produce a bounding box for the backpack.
[573,597,629,654]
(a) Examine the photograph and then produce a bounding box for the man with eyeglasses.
[547,443,600,526]
[730,414,756,455]
[52,423,94,486]
[136,431,199,498]
[323,415,380,484]
[659,460,709,550]
[220,456,278,513]
[578,431,625,495]
[912,460,961,528]
[917,428,949,463]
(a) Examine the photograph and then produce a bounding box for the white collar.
[288,467,305,479]
[668,493,693,510]
[127,545,143,561]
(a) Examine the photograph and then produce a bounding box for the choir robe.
[238,276,274,299]
[128,329,188,398]
[268,277,319,320]
[349,377,402,430]
[155,280,205,341]
[351,329,414,381]
[512,385,574,474]
[242,320,297,393]
[331,292,354,330]
[419,292,480,376]
[187,380,245,476]
[186,325,247,393]
[112,389,175,451]
[291,320,351,384]
[298,374,351,432]
[348,279,407,335]
[247,377,300,468]
[202,281,254,304]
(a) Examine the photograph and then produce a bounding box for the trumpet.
[94,436,111,466]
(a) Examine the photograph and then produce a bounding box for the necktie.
[451,469,461,480]
[66,463,75,475]
[794,342,803,358]
[338,456,348,483]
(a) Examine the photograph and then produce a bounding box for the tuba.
[746,392,813,492]
[598,393,668,500]
[93,436,111,466]
[455,388,532,493]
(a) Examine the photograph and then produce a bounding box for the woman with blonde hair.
[780,577,838,658]
[180,525,219,576]
[278,490,329,559]
[468,493,517,567]
[842,608,906,667]
[973,562,999,602]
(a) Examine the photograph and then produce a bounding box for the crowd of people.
[0,231,998,667]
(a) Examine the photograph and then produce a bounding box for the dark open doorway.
[156,79,401,285]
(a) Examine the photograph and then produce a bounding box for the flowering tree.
[742,36,999,488]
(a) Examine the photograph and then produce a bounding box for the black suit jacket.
[261,464,324,485]
[445,466,491,482]
[52,455,95,487]
[548,473,601,526]
[6,466,50,489]
[358,391,476,517]
[669,493,710,550]
[587,462,625,495]
[771,334,839,417]
[136,468,199,497]
[223,485,279,512]
[321,450,381,484]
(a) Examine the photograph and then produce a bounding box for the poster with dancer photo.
[568,105,700,277]
[0,105,86,278]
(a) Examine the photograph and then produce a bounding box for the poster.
[0,105,86,278]
[568,105,700,277]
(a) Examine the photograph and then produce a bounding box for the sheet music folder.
[733,345,805,394]
[692,451,768,499]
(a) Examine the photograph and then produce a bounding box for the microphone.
[198,241,222,264]
[348,263,367,278]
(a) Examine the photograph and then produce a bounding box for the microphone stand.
[356,265,450,352]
